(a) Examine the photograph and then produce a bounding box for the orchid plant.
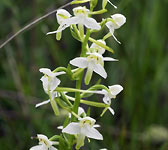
[30,0,126,149]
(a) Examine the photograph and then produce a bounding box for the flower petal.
[62,122,81,135]
[57,9,71,25]
[50,77,61,92]
[103,57,118,61]
[64,16,80,26]
[78,107,85,116]
[90,40,106,55]
[111,14,126,29]
[39,68,55,77]
[84,17,101,30]
[57,126,63,130]
[105,22,114,34]
[35,100,50,108]
[108,107,115,115]
[40,76,49,93]
[47,24,69,35]
[81,125,103,140]
[103,93,111,104]
[107,0,117,8]
[30,145,45,150]
[93,124,101,128]
[112,33,121,44]
[108,85,123,96]
[93,64,107,78]
[70,57,88,68]
[54,71,65,76]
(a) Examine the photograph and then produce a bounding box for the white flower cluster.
[30,0,126,149]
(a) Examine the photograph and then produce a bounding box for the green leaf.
[49,135,60,141]
[87,107,91,116]
[59,135,69,150]
[66,64,75,80]
[63,115,70,128]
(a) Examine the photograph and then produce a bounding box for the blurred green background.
[0,0,168,149]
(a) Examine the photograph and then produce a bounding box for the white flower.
[39,68,64,94]
[30,134,58,150]
[64,6,101,32]
[37,68,65,108]
[47,9,71,35]
[62,116,103,140]
[99,85,123,115]
[70,52,117,79]
[90,40,106,55]
[57,107,86,130]
[106,14,126,43]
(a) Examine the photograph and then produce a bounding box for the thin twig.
[0,1,72,49]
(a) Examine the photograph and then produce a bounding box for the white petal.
[79,117,96,125]
[108,85,123,96]
[93,64,107,78]
[50,146,58,150]
[81,125,103,140]
[39,68,55,77]
[103,57,118,61]
[107,0,117,8]
[35,100,50,108]
[40,76,49,93]
[37,134,49,141]
[84,17,101,30]
[103,94,111,105]
[47,24,69,35]
[112,33,121,44]
[51,141,59,145]
[106,22,115,34]
[111,14,126,29]
[30,145,45,150]
[57,126,63,130]
[49,77,61,92]
[78,107,85,116]
[57,9,71,25]
[108,107,115,115]
[62,122,81,135]
[64,16,80,26]
[54,71,65,76]
[90,40,106,55]
[93,124,101,128]
[70,57,88,68]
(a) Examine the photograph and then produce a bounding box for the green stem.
[53,67,67,73]
[72,68,84,78]
[78,24,84,40]
[103,32,112,41]
[67,95,108,108]
[71,0,90,5]
[71,72,83,121]
[60,92,73,107]
[80,84,109,98]
[55,98,71,112]
[81,29,91,57]
[89,9,107,15]
[55,87,101,94]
